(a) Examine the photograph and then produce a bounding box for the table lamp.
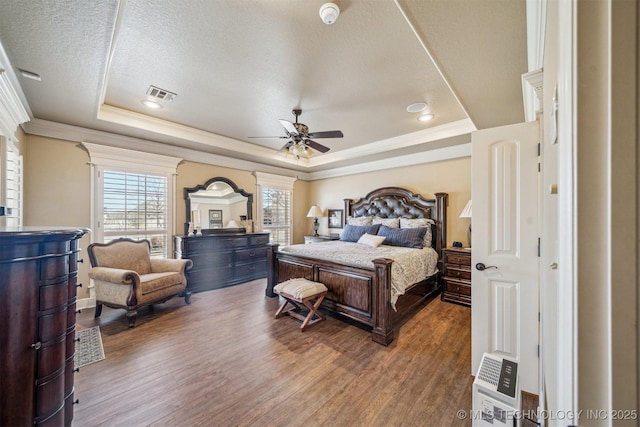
[306,205,323,236]
[459,200,472,247]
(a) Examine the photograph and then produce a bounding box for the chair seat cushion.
[140,272,185,295]
[274,278,328,300]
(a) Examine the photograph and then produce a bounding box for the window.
[262,187,291,245]
[101,170,168,257]
[0,137,22,226]
[84,143,181,258]
[254,172,296,247]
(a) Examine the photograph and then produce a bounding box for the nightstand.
[441,247,472,306]
[304,235,340,244]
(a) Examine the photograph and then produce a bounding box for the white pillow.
[372,217,399,228]
[347,216,373,226]
[357,233,386,248]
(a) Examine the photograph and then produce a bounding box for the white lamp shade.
[306,205,323,218]
[459,200,472,218]
[226,220,239,228]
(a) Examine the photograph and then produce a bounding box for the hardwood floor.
[73,279,474,426]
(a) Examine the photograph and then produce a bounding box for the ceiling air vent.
[146,85,176,102]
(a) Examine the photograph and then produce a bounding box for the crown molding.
[254,171,297,190]
[522,68,544,122]
[306,119,475,167]
[97,104,311,168]
[306,142,471,181]
[23,118,470,182]
[526,0,547,71]
[0,61,30,141]
[82,142,182,174]
[24,118,299,176]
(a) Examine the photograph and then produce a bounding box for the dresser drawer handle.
[31,342,42,350]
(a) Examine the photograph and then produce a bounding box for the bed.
[266,187,448,345]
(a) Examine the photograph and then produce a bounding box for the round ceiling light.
[142,100,162,109]
[406,102,427,113]
[418,113,435,122]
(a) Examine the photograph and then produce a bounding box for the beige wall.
[22,133,470,299]
[175,162,260,234]
[175,162,311,244]
[23,135,92,299]
[305,157,471,247]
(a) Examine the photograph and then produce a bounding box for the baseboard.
[77,297,96,310]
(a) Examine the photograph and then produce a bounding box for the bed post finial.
[434,192,448,254]
[344,198,353,218]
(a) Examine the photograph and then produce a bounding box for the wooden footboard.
[266,244,439,345]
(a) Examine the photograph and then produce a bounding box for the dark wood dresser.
[175,232,270,293]
[441,247,472,306]
[0,226,90,426]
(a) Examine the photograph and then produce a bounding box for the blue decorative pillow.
[340,224,381,242]
[400,217,435,248]
[377,225,427,249]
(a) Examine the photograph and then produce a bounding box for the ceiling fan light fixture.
[304,146,313,157]
[406,102,427,113]
[319,2,340,25]
[418,113,435,122]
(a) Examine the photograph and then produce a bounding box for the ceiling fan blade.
[304,139,330,153]
[248,136,289,139]
[279,119,298,135]
[307,130,343,139]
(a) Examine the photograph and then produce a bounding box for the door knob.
[475,262,498,271]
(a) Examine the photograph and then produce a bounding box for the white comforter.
[279,241,439,308]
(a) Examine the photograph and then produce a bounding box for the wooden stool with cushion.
[274,278,328,331]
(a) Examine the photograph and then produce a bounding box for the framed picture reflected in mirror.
[328,209,344,229]
[209,210,223,228]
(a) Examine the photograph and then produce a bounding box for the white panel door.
[471,121,539,394]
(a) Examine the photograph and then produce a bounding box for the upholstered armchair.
[87,238,193,327]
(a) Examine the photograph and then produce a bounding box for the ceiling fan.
[250,109,343,158]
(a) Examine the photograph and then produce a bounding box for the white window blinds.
[83,142,182,259]
[262,187,291,246]
[101,170,168,257]
[4,140,22,226]
[254,172,296,247]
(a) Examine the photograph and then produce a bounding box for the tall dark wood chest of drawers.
[441,247,472,306]
[174,232,270,293]
[0,226,90,426]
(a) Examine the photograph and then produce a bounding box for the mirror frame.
[183,177,253,235]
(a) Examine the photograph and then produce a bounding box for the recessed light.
[406,102,427,113]
[142,100,162,109]
[19,69,41,81]
[418,113,435,122]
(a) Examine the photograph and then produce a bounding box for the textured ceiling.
[0,0,527,173]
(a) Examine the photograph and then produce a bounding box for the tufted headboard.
[343,187,448,258]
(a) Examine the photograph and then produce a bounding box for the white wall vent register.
[472,352,521,426]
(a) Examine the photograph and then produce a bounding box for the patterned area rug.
[74,326,105,369]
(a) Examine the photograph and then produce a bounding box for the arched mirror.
[184,177,253,235]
